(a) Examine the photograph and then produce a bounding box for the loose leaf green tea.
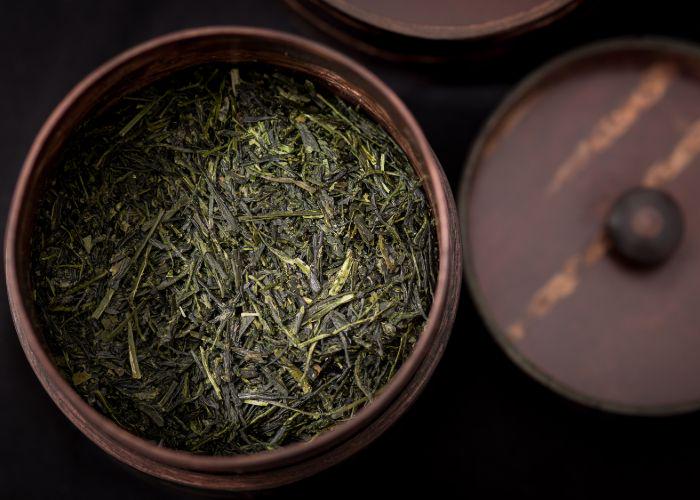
[31,64,438,454]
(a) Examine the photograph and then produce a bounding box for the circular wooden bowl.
[285,0,581,62]
[5,27,461,491]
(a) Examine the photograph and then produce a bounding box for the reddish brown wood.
[285,0,581,62]
[5,27,461,490]
[461,39,700,415]
[320,0,578,40]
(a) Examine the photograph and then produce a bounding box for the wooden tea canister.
[285,0,581,61]
[5,27,461,491]
[461,39,700,415]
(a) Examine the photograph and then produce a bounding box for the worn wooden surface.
[285,0,580,61]
[303,0,578,39]
[462,40,700,414]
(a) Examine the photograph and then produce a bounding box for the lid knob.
[605,187,683,267]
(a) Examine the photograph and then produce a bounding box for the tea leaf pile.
[31,65,438,454]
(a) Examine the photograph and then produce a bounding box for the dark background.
[3,1,700,498]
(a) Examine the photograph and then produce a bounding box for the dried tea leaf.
[31,64,438,455]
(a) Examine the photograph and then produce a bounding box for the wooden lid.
[461,39,700,415]
[285,0,580,61]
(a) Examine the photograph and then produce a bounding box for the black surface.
[3,1,700,498]
[606,188,684,267]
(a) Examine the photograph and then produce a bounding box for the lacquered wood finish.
[461,39,700,415]
[5,27,461,490]
[285,0,581,62]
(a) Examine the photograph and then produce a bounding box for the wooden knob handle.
[605,187,683,267]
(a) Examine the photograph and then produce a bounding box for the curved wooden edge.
[458,37,700,417]
[319,0,580,41]
[5,26,462,488]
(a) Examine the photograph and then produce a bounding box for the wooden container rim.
[459,36,700,416]
[302,0,580,41]
[5,26,459,478]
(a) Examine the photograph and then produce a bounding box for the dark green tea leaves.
[31,65,437,455]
